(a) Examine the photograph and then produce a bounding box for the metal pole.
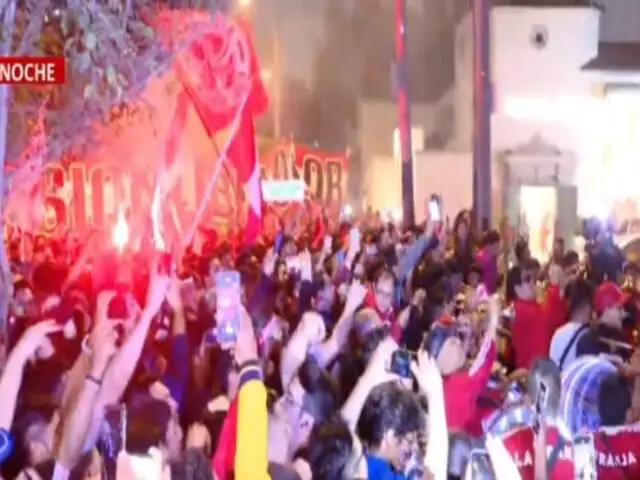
[394,0,415,226]
[472,0,492,231]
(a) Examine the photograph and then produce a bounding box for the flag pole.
[394,0,415,226]
[182,91,251,246]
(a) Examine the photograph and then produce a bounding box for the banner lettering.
[5,139,349,238]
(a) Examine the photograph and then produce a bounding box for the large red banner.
[4,139,349,238]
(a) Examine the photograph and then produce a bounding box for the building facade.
[363,0,640,256]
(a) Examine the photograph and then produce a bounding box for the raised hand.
[322,235,332,255]
[344,281,368,314]
[295,311,326,346]
[145,259,171,316]
[263,247,278,277]
[14,320,61,362]
[165,275,183,312]
[185,422,211,451]
[411,349,443,398]
[89,320,118,375]
[362,337,402,389]
[95,290,117,327]
[299,250,313,281]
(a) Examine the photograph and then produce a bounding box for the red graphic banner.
[4,139,349,240]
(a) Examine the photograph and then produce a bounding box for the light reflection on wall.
[601,91,640,224]
[501,91,640,223]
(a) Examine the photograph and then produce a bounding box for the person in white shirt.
[549,278,594,371]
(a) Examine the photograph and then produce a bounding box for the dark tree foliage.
[1,0,225,164]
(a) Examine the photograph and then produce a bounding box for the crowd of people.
[0,206,639,479]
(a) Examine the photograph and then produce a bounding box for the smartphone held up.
[390,349,413,378]
[214,271,242,344]
[428,194,442,222]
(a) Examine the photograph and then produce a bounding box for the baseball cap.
[0,428,14,463]
[594,281,629,314]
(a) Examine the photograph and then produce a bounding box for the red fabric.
[511,298,550,371]
[502,423,640,479]
[173,14,268,244]
[436,312,455,326]
[595,281,630,314]
[443,341,496,433]
[212,398,238,479]
[166,12,268,133]
[593,424,640,479]
[227,17,267,244]
[467,388,501,437]
[311,213,326,250]
[229,112,262,244]
[546,284,568,340]
[501,425,573,480]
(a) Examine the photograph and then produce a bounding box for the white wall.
[358,100,438,204]
[454,6,601,152]
[412,151,473,220]
[453,13,473,150]
[366,150,508,222]
[491,7,600,99]
[358,100,436,160]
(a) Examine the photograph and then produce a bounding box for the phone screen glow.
[428,200,441,221]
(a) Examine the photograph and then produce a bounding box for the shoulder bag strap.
[558,324,589,371]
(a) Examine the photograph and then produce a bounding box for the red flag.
[170,12,268,243]
[229,110,262,244]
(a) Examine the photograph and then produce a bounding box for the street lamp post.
[472,0,492,231]
[394,0,415,226]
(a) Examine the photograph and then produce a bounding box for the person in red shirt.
[424,298,498,434]
[508,259,555,370]
[545,251,580,340]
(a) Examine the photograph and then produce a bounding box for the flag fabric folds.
[170,12,269,244]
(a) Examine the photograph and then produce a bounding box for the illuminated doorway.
[519,186,557,262]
